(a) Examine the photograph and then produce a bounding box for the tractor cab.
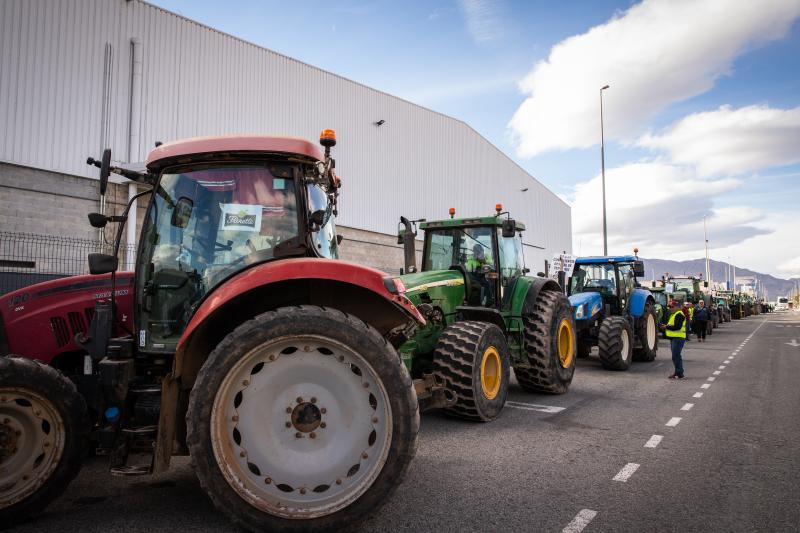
[567,256,643,316]
[416,206,527,309]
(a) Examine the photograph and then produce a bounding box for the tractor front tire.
[433,321,510,422]
[186,306,419,532]
[633,302,658,362]
[597,316,634,371]
[0,356,89,526]
[515,290,576,394]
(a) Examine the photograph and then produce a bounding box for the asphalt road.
[10,311,800,532]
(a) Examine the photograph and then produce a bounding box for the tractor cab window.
[423,226,497,306]
[498,232,525,283]
[137,164,301,352]
[569,263,617,297]
[307,184,338,259]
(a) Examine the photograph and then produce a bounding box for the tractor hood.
[397,270,466,308]
[568,292,602,321]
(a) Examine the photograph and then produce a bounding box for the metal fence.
[0,231,136,295]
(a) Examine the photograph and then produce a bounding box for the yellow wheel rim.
[480,346,502,400]
[557,319,575,368]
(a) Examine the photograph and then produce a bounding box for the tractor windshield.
[672,279,695,291]
[136,163,302,352]
[569,263,617,297]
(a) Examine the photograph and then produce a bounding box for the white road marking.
[505,401,566,414]
[719,365,726,369]
[644,435,663,448]
[713,370,721,375]
[701,384,711,389]
[563,509,598,533]
[613,463,640,482]
[693,392,703,398]
[708,376,716,381]
[666,417,682,427]
[681,403,694,411]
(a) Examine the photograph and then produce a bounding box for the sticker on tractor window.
[272,178,286,190]
[221,204,263,232]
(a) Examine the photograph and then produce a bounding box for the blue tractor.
[566,255,658,370]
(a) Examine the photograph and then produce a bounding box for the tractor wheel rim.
[480,346,502,400]
[646,314,656,350]
[0,388,66,509]
[621,329,630,360]
[210,334,393,520]
[557,319,575,368]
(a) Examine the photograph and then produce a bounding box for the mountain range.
[640,257,798,300]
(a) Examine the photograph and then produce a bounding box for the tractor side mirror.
[501,219,516,238]
[310,209,326,228]
[99,148,111,196]
[704,281,709,288]
[171,197,193,229]
[633,260,645,277]
[88,212,109,228]
[88,253,118,275]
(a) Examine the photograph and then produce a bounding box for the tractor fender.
[509,276,564,317]
[628,288,654,318]
[174,258,425,383]
[568,292,603,321]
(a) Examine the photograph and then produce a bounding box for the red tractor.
[0,132,423,530]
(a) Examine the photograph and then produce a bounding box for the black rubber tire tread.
[633,301,658,362]
[514,290,576,394]
[432,321,510,422]
[185,305,419,533]
[597,316,634,371]
[0,355,89,526]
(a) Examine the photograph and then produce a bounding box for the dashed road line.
[701,383,711,389]
[563,509,598,533]
[719,365,726,369]
[693,392,703,398]
[666,417,682,427]
[681,403,694,411]
[707,376,716,382]
[644,435,663,448]
[613,463,640,482]
[713,370,721,375]
[505,401,566,414]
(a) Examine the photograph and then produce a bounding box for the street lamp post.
[600,84,610,255]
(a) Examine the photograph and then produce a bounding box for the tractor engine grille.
[50,316,70,347]
[49,309,94,347]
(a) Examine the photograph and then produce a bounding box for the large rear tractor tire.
[515,290,576,394]
[597,316,634,371]
[633,302,658,362]
[433,321,510,422]
[0,356,89,525]
[186,306,419,532]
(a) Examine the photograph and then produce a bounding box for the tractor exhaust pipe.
[398,216,417,274]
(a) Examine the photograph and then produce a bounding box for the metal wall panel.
[0,0,571,268]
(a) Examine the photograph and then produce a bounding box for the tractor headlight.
[575,305,585,319]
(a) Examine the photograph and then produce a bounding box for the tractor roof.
[146,135,323,171]
[575,255,638,264]
[420,216,526,231]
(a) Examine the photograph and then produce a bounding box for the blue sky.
[149,0,800,278]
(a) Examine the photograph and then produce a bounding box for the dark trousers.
[695,320,708,340]
[671,338,685,377]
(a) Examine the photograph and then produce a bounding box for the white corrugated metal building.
[0,0,570,275]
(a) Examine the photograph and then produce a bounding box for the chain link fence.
[0,231,136,295]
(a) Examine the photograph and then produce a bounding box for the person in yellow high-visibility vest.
[660,300,686,379]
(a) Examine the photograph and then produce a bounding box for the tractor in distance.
[1,131,427,531]
[566,253,658,371]
[394,206,577,421]
[667,275,717,334]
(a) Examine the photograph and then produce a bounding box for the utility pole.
[703,216,711,283]
[600,84,610,255]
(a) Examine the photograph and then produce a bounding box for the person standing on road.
[682,301,693,341]
[693,300,710,342]
[660,300,686,379]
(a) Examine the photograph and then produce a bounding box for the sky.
[149,0,800,279]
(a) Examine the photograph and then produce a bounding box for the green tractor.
[394,206,576,422]
[667,276,716,335]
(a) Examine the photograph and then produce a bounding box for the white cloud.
[509,0,800,157]
[777,255,800,279]
[458,0,503,44]
[568,162,769,258]
[639,105,800,176]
